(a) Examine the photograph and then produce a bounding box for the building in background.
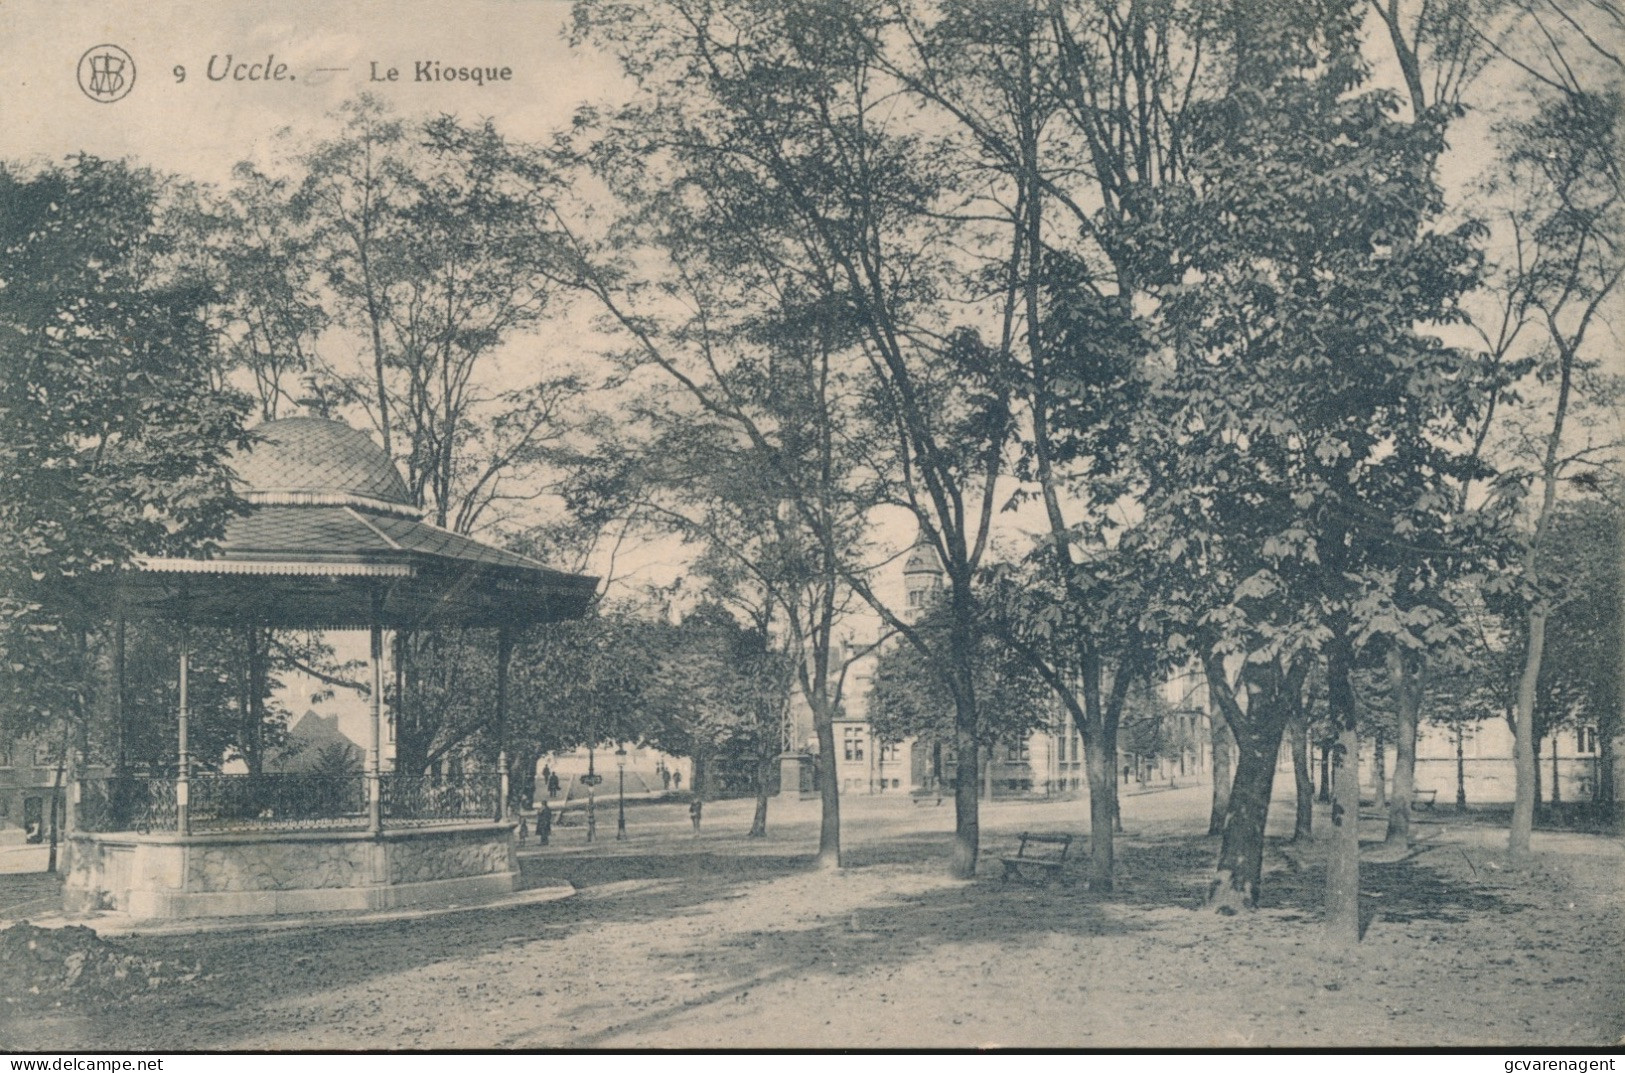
[811,531,1213,799]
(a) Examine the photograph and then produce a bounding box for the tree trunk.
[1598,724,1616,808]
[1081,728,1115,889]
[811,698,842,869]
[1208,711,1234,837]
[1324,634,1362,947]
[242,627,268,776]
[1106,694,1123,834]
[1372,727,1388,810]
[692,751,709,801]
[1318,742,1332,803]
[1550,731,1561,805]
[1455,725,1468,808]
[952,727,980,879]
[393,632,431,777]
[46,747,65,875]
[1207,651,1306,913]
[508,745,540,812]
[1289,712,1314,841]
[1532,728,1543,818]
[1386,648,1419,848]
[748,750,771,837]
[1209,723,1284,910]
[1075,647,1133,891]
[949,605,982,880]
[1512,331,1573,857]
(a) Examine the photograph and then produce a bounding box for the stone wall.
[386,827,512,884]
[187,838,376,892]
[66,823,517,920]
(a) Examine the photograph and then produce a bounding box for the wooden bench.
[1412,788,1437,810]
[1000,832,1074,883]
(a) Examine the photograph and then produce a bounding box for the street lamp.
[615,745,628,840]
[584,744,599,843]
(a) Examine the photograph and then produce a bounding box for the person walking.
[689,796,702,834]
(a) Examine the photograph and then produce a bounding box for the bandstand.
[64,417,596,922]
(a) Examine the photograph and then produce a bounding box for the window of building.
[907,589,924,609]
[879,742,900,763]
[1005,739,1031,763]
[843,726,865,762]
[1578,725,1598,755]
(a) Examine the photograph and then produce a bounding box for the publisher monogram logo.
[78,44,135,103]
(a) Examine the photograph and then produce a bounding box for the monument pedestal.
[778,753,815,799]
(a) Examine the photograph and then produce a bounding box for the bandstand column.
[368,621,384,836]
[176,627,190,836]
[495,627,512,823]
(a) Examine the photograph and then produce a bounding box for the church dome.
[232,417,418,516]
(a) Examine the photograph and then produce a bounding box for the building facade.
[804,531,1212,799]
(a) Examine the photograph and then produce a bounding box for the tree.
[505,609,658,810]
[273,97,588,533]
[571,0,1032,878]
[1130,0,1490,939]
[0,156,249,832]
[640,603,789,822]
[1488,79,1623,857]
[868,600,1053,771]
[1532,498,1623,810]
[225,99,603,774]
[983,551,1153,890]
[856,0,1217,890]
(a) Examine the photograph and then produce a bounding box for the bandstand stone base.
[64,823,518,922]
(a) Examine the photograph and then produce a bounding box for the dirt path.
[1,789,1619,1049]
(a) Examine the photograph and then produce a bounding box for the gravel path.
[1,787,1620,1049]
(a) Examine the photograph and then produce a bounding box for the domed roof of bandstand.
[118,417,597,630]
[229,417,415,511]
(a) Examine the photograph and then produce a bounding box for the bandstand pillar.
[368,621,384,836]
[176,628,190,836]
[495,627,512,823]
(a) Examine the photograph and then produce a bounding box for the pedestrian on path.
[689,796,702,833]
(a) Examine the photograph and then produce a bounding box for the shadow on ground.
[0,800,1588,1050]
[0,822,1150,1049]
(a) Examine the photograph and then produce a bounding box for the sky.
[0,1,616,182]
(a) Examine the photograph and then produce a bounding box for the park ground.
[0,781,1620,1050]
